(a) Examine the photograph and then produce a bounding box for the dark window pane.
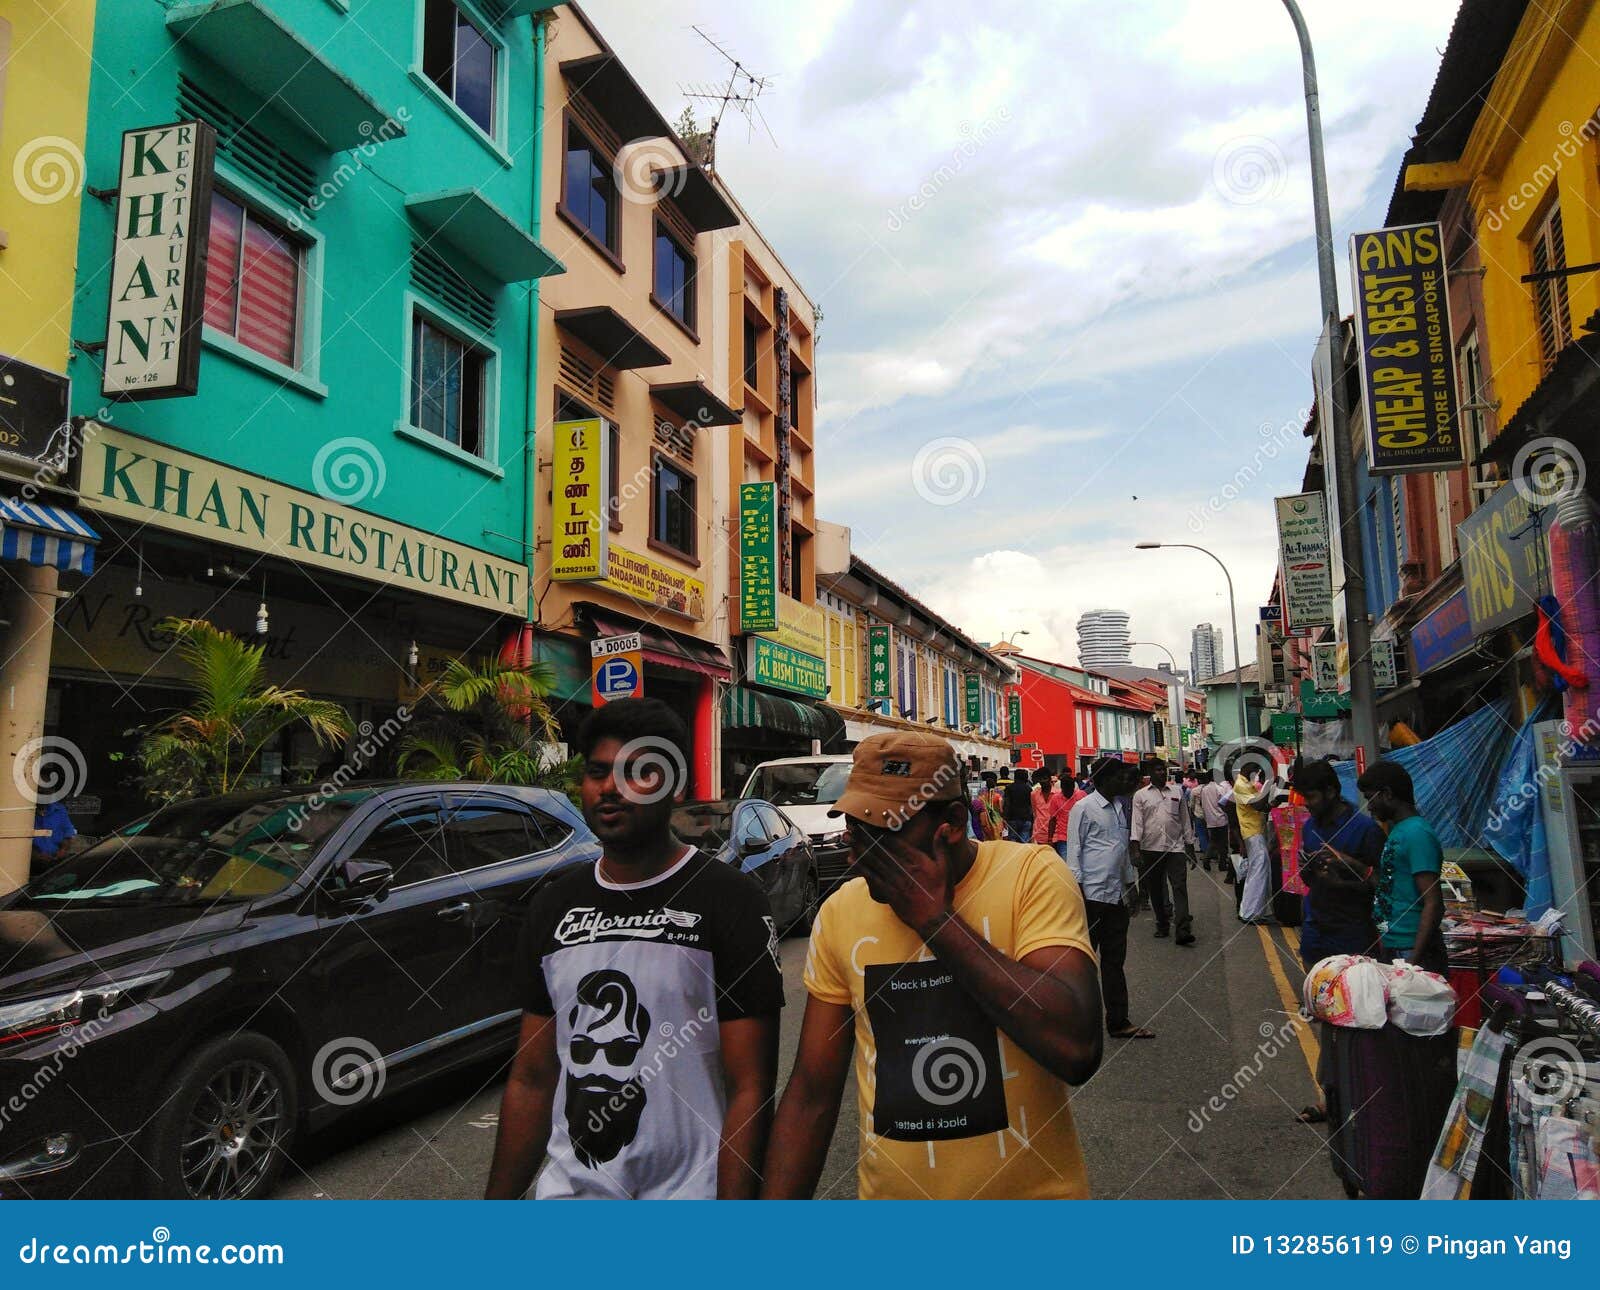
[743,317,759,388]
[654,459,695,556]
[442,804,533,871]
[352,807,450,885]
[654,230,693,325]
[422,0,456,95]
[527,809,573,850]
[454,11,494,134]
[460,347,485,456]
[564,124,613,249]
[203,192,243,334]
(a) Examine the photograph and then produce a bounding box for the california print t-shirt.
[519,848,784,1198]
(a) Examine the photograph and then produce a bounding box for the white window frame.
[200,165,325,398]
[397,289,502,475]
[411,0,510,163]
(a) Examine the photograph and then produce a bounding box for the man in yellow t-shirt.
[761,732,1103,1199]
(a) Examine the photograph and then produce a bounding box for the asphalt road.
[275,864,1341,1200]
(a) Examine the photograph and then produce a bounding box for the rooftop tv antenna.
[680,26,775,169]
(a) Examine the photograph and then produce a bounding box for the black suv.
[0,781,597,1199]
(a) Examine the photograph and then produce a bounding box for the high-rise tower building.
[1077,609,1132,668]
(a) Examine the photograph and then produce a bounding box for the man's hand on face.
[853,816,961,941]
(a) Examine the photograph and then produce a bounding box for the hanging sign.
[102,121,216,400]
[1312,642,1339,693]
[1348,221,1463,475]
[1007,691,1022,737]
[591,632,644,705]
[964,673,982,726]
[867,625,891,700]
[739,481,777,632]
[1275,492,1333,631]
[550,418,609,582]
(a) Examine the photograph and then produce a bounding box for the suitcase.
[1324,1023,1457,1198]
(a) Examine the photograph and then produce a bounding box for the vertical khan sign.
[102,121,216,400]
[1274,493,1333,631]
[738,481,777,632]
[867,625,891,701]
[1348,222,1462,474]
[550,419,609,582]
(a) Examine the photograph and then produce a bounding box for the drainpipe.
[522,12,548,653]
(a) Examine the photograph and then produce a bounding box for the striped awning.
[0,499,100,573]
[723,686,842,740]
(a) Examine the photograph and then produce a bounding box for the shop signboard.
[1409,587,1473,675]
[0,354,74,475]
[599,544,706,620]
[1312,642,1339,693]
[591,632,644,705]
[1270,712,1301,748]
[964,672,982,725]
[1458,481,1547,636]
[1371,639,1398,690]
[866,625,891,700]
[1348,221,1463,474]
[1274,492,1333,630]
[102,121,216,400]
[768,594,825,660]
[738,481,777,632]
[551,418,609,582]
[80,426,524,615]
[1008,691,1022,737]
[748,636,827,699]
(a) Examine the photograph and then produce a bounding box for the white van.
[739,755,854,890]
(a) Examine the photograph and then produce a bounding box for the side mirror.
[738,836,766,857]
[330,858,394,906]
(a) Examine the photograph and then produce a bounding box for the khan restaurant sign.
[80,426,524,614]
[102,121,216,401]
[1348,222,1462,475]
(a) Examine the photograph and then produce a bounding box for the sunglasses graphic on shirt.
[570,1035,645,1065]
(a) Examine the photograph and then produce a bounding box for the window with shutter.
[203,191,304,368]
[1531,199,1571,373]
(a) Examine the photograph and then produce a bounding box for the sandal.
[1295,1105,1327,1124]
[1109,1025,1156,1040]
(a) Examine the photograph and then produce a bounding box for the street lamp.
[1003,629,1031,646]
[1135,542,1247,750]
[1130,639,1188,770]
[1279,0,1378,767]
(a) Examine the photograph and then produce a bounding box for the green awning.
[406,190,566,283]
[723,686,839,740]
[166,0,403,151]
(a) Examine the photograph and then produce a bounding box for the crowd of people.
[485,698,1447,1199]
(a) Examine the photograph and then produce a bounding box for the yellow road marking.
[1255,924,1318,1082]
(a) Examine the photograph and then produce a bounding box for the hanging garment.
[1422,1025,1513,1199]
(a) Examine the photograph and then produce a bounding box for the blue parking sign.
[590,634,644,705]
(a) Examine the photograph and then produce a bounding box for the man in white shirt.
[1198,775,1229,873]
[1065,758,1152,1040]
[1130,761,1196,946]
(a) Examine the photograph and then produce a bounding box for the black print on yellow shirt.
[864,960,1007,1141]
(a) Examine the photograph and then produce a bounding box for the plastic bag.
[1382,962,1457,1036]
[1302,954,1388,1028]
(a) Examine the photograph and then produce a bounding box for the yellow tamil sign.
[551,418,608,581]
[766,593,825,659]
[601,544,706,620]
[80,425,524,615]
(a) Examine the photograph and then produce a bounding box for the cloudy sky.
[586,0,1460,672]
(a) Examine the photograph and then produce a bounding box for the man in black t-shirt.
[485,699,783,1199]
[1003,768,1033,842]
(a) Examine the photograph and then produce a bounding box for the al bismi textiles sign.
[80,427,524,615]
[102,121,217,400]
[1348,221,1463,475]
[1274,493,1333,631]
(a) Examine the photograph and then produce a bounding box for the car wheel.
[146,1033,298,1200]
[789,867,820,936]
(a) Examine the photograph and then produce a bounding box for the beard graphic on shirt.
[564,968,652,1169]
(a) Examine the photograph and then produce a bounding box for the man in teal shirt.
[1355,760,1446,974]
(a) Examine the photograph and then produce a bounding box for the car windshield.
[747,762,849,808]
[22,794,360,907]
[671,803,735,849]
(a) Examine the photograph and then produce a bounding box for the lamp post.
[1279,0,1379,767]
[1130,639,1188,770]
[1002,629,1031,646]
[1136,542,1247,751]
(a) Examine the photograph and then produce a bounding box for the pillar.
[0,563,58,892]
[691,677,716,801]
